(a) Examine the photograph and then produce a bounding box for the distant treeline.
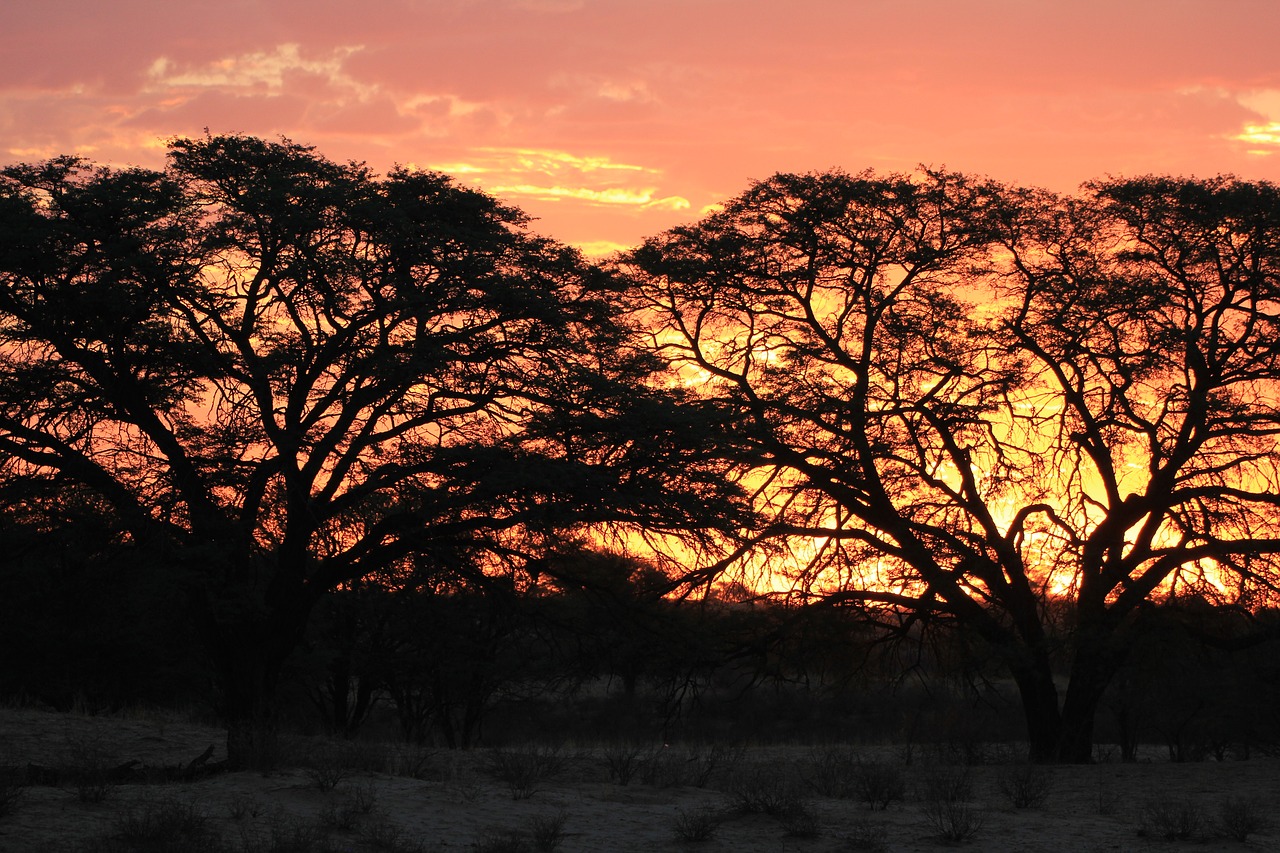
[2,521,1277,760]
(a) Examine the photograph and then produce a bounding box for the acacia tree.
[626,169,1280,762]
[996,176,1280,759]
[0,135,743,765]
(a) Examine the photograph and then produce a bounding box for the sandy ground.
[0,706,1277,852]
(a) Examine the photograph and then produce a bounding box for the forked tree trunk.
[1012,642,1123,763]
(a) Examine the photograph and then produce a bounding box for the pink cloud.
[4,0,1280,249]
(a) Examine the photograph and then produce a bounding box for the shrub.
[528,809,568,852]
[115,797,218,849]
[603,742,646,786]
[726,767,808,817]
[1138,797,1204,841]
[919,766,972,804]
[473,829,530,853]
[303,744,356,791]
[850,761,906,811]
[65,733,114,804]
[227,793,263,820]
[921,797,983,843]
[247,813,338,853]
[1096,779,1119,816]
[316,783,373,829]
[840,817,890,852]
[483,747,565,800]
[361,820,428,853]
[0,770,24,818]
[672,806,722,842]
[780,802,823,838]
[685,744,740,788]
[995,763,1053,809]
[802,747,859,798]
[1215,795,1269,842]
[919,767,981,842]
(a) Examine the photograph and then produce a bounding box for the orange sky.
[3,0,1279,256]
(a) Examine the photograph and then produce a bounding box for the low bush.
[840,817,890,852]
[672,806,722,842]
[115,797,218,849]
[603,742,647,786]
[1215,795,1269,842]
[726,766,808,817]
[919,766,981,842]
[528,809,568,852]
[780,801,823,838]
[473,829,530,853]
[851,761,906,811]
[1138,797,1204,841]
[802,747,859,798]
[0,770,24,818]
[483,746,566,800]
[996,763,1053,809]
[921,797,983,842]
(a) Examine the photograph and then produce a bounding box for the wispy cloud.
[489,183,689,209]
[474,148,654,174]
[147,43,374,99]
[416,148,686,210]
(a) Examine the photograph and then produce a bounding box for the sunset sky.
[3,0,1279,255]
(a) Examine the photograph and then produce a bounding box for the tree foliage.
[626,168,1280,761]
[0,135,745,765]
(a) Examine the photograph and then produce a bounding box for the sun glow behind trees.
[643,182,1279,605]
[626,167,1280,760]
[4,135,1280,763]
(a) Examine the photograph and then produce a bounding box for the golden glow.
[478,148,653,174]
[415,148,689,214]
[573,240,634,258]
[1234,122,1280,147]
[489,183,689,209]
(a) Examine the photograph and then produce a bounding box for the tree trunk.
[207,582,319,769]
[219,648,281,770]
[1010,662,1063,763]
[1011,638,1124,763]
[1055,629,1128,763]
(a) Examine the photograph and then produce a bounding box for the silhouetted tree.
[626,169,1280,761]
[0,135,745,766]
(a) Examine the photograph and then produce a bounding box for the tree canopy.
[626,168,1280,761]
[5,136,1280,765]
[0,135,746,765]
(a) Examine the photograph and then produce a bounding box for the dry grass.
[2,706,1280,852]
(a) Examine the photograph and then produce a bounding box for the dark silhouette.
[4,139,1279,766]
[626,169,1280,762]
[0,135,746,767]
